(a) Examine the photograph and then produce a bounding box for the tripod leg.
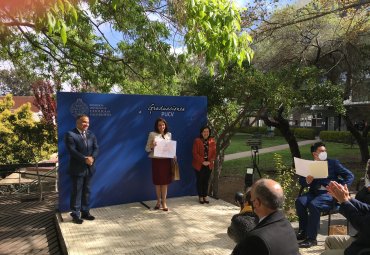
[252,151,262,178]
[254,165,262,178]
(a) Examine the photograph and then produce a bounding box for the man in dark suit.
[296,142,354,248]
[232,178,299,255]
[65,114,99,224]
[321,181,370,255]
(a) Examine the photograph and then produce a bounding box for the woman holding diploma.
[145,118,172,211]
[192,126,216,204]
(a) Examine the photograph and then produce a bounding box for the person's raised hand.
[326,181,350,203]
[306,175,314,184]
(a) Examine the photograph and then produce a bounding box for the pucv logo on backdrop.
[70,98,112,117]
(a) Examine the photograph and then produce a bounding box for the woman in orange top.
[192,126,216,204]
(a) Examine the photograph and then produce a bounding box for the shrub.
[273,153,299,221]
[294,128,315,139]
[0,94,57,164]
[274,127,315,139]
[319,131,353,144]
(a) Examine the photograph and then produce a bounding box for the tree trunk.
[210,153,224,199]
[279,120,301,159]
[208,107,251,199]
[343,115,369,163]
[260,107,301,160]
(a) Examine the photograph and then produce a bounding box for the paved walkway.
[57,196,236,255]
[224,139,318,161]
[56,196,349,255]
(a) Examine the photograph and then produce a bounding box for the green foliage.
[186,65,265,145]
[0,0,254,91]
[0,94,14,111]
[319,130,353,144]
[294,128,315,140]
[0,95,57,164]
[235,66,344,121]
[273,153,299,221]
[185,0,253,73]
[0,1,78,44]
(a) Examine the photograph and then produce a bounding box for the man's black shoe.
[296,230,306,240]
[70,213,83,224]
[299,238,317,248]
[81,213,95,221]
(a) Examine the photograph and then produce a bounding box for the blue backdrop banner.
[57,92,207,211]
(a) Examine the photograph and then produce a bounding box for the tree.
[248,0,370,162]
[256,67,344,159]
[242,0,370,37]
[185,54,345,196]
[0,0,253,92]
[186,65,265,197]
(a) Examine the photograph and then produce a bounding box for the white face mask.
[318,152,327,161]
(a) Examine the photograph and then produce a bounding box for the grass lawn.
[222,139,368,190]
[225,133,295,154]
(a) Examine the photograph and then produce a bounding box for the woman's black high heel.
[154,202,161,210]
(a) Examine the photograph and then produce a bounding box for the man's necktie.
[81,131,87,147]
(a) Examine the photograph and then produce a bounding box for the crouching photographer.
[227,188,258,243]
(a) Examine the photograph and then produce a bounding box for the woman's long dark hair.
[154,118,169,134]
[199,125,212,139]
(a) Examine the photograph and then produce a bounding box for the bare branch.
[249,0,370,36]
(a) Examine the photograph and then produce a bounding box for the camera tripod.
[244,145,262,190]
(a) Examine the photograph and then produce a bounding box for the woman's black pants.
[195,166,211,197]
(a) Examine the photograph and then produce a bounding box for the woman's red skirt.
[151,158,172,185]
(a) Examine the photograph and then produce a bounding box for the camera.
[235,191,245,209]
[245,167,254,189]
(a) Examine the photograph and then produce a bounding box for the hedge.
[319,131,352,144]
[274,127,315,139]
[294,128,316,139]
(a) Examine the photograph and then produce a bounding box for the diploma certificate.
[294,157,328,178]
[153,140,177,158]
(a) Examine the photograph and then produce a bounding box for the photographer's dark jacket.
[232,210,299,255]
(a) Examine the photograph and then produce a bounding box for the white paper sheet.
[294,157,328,178]
[153,139,177,158]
